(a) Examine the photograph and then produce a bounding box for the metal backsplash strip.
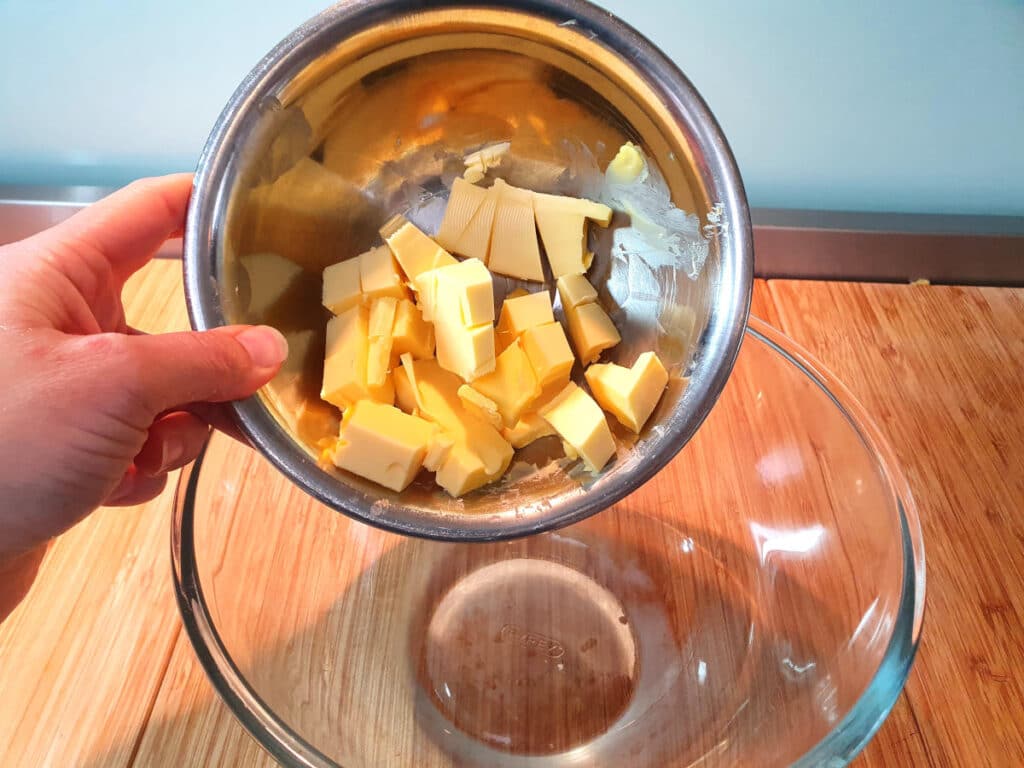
[3,186,1022,285]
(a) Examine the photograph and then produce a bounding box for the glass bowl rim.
[171,315,927,768]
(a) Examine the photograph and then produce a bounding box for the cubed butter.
[566,301,621,364]
[533,191,612,278]
[496,290,554,353]
[488,179,545,282]
[457,385,503,430]
[381,216,456,281]
[452,183,498,263]
[502,412,556,449]
[556,273,598,310]
[428,259,496,382]
[539,382,616,472]
[469,339,541,427]
[436,176,487,252]
[321,305,369,409]
[333,400,436,492]
[438,258,495,327]
[557,274,620,364]
[520,321,575,388]
[391,298,435,360]
[359,244,409,302]
[322,304,394,409]
[585,351,669,433]
[402,359,513,495]
[423,430,455,472]
[322,257,362,315]
[366,297,397,389]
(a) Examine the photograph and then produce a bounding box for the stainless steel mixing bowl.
[183,0,753,540]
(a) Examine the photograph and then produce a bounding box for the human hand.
[0,174,287,564]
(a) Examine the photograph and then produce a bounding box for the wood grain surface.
[0,263,1021,766]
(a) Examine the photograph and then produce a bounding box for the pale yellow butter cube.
[435,442,490,498]
[556,273,598,310]
[496,290,554,353]
[453,184,498,263]
[321,305,369,409]
[322,257,361,315]
[539,382,616,472]
[502,412,556,449]
[429,259,496,382]
[436,258,495,327]
[566,301,621,364]
[533,192,612,279]
[359,244,409,302]
[401,359,513,494]
[423,430,455,473]
[333,400,436,491]
[488,179,544,282]
[457,385,503,430]
[391,298,435,360]
[322,305,394,409]
[532,190,613,226]
[436,177,487,252]
[520,321,575,388]
[366,297,397,389]
[585,351,669,433]
[469,339,541,427]
[381,216,456,280]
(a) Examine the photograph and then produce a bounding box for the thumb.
[115,325,288,415]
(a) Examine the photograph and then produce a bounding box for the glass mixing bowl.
[172,318,925,767]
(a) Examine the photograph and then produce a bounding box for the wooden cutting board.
[0,261,1021,766]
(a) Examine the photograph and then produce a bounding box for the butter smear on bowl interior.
[319,143,680,498]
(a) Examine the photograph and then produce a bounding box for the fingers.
[180,402,248,443]
[135,411,210,476]
[33,174,193,282]
[115,324,288,416]
[104,466,169,507]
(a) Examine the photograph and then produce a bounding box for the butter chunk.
[533,191,612,278]
[322,257,362,315]
[566,301,621,365]
[520,321,575,388]
[605,141,647,185]
[539,382,616,472]
[391,298,435,360]
[322,305,394,409]
[469,339,541,427]
[457,385,503,430]
[402,359,513,495]
[436,177,487,252]
[502,412,556,449]
[366,297,398,389]
[557,274,620,364]
[333,400,436,491]
[452,183,498,263]
[585,351,669,433]
[423,430,455,473]
[438,258,495,327]
[496,290,554,353]
[359,244,409,302]
[429,259,496,382]
[321,305,369,409]
[556,273,598,310]
[488,179,545,282]
[381,216,457,281]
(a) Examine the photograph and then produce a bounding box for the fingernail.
[159,435,185,474]
[236,326,288,368]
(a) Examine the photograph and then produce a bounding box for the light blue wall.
[1,1,1021,215]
